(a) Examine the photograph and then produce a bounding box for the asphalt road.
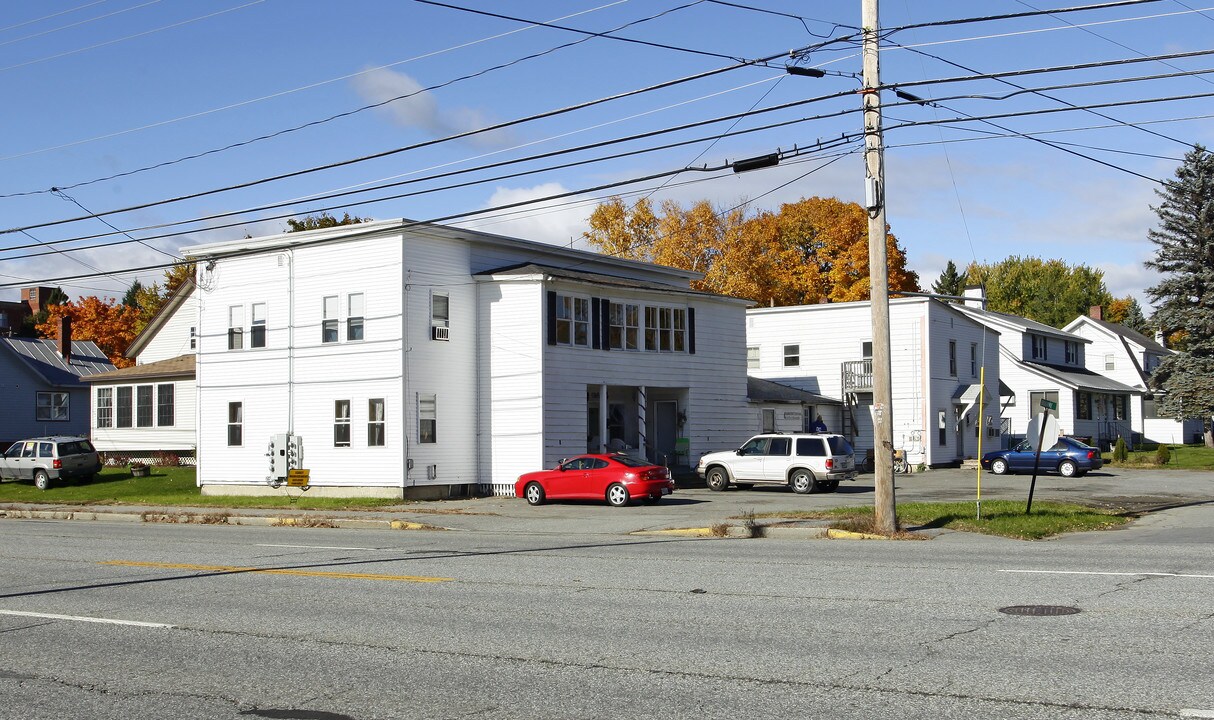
[1,499,1211,720]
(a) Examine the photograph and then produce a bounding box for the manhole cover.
[998,605,1080,616]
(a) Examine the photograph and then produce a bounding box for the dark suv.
[0,436,102,490]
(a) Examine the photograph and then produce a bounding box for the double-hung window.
[322,296,339,343]
[431,292,449,341]
[970,343,978,377]
[250,303,267,348]
[643,307,659,351]
[227,402,243,446]
[672,308,687,352]
[784,344,800,367]
[1031,334,1047,360]
[1065,340,1078,365]
[746,346,760,370]
[948,340,957,376]
[157,384,174,427]
[116,387,133,428]
[136,385,154,427]
[369,398,386,446]
[1105,353,1115,370]
[36,392,68,421]
[417,394,435,444]
[96,388,113,428]
[228,306,244,350]
[334,400,351,447]
[347,293,364,341]
[609,302,639,350]
[554,295,589,347]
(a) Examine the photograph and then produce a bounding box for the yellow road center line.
[102,560,452,583]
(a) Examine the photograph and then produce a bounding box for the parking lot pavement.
[1,466,1210,538]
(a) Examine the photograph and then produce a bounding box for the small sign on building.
[286,469,310,488]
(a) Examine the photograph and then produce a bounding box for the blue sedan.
[981,437,1104,478]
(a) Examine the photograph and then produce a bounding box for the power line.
[891,41,1196,149]
[0,0,267,73]
[0,0,715,198]
[412,0,747,62]
[0,148,860,290]
[49,188,180,260]
[1,39,850,236]
[885,0,1162,33]
[0,0,161,49]
[0,0,107,34]
[1012,0,1214,88]
[1,87,864,254]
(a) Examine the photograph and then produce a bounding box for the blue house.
[0,319,114,448]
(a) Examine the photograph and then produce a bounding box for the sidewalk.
[2,466,1209,540]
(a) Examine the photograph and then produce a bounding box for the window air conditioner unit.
[432,325,450,341]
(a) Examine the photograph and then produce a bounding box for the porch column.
[637,386,647,456]
[599,384,608,453]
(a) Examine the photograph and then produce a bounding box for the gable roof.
[1064,315,1169,354]
[1000,344,1140,394]
[953,304,1086,342]
[80,354,195,383]
[125,277,195,358]
[0,338,115,385]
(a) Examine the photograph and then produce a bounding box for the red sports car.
[515,454,675,507]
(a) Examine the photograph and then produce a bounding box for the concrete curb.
[0,507,919,540]
[0,507,450,531]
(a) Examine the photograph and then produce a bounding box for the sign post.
[1026,399,1058,514]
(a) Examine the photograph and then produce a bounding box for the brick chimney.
[1089,305,1103,320]
[58,316,72,363]
[22,286,54,315]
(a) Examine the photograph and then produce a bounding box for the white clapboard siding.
[746,298,1001,465]
[138,292,198,364]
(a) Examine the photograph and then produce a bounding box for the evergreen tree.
[1145,145,1214,446]
[1107,296,1149,334]
[931,260,967,300]
[121,279,143,308]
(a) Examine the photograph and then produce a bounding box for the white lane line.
[257,544,380,551]
[1180,710,1214,718]
[0,609,175,628]
[1001,570,1214,579]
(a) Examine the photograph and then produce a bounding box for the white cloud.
[456,183,591,247]
[350,67,511,148]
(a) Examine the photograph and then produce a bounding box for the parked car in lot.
[0,436,102,490]
[515,454,675,507]
[981,436,1103,478]
[696,432,857,493]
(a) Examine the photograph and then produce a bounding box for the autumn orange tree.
[36,296,140,368]
[583,196,919,305]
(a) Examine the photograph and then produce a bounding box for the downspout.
[403,268,411,489]
[287,249,295,435]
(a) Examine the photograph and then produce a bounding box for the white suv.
[696,433,857,493]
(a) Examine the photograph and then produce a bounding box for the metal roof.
[0,338,115,386]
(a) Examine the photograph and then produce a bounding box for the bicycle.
[893,449,910,474]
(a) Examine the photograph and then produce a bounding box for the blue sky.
[3,0,1212,313]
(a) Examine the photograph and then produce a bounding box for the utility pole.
[862,0,897,533]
